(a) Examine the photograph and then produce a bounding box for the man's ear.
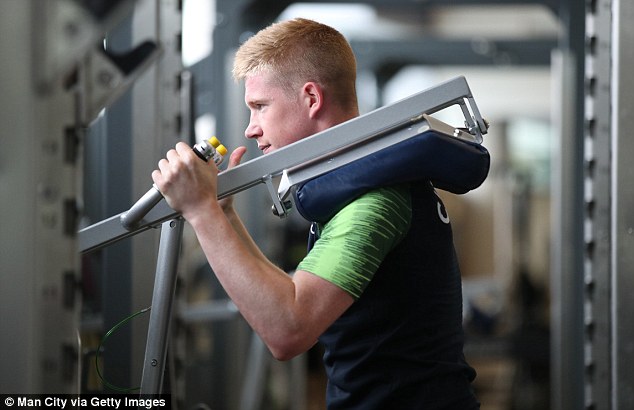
[302,82,324,119]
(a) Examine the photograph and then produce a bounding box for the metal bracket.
[83,41,161,120]
[263,175,291,218]
[459,96,489,143]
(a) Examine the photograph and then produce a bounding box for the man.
[153,18,479,409]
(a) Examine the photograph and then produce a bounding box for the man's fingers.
[228,146,247,168]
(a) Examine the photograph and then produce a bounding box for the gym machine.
[78,75,490,395]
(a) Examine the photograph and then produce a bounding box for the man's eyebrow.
[246,97,268,107]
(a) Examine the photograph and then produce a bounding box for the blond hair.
[233,18,358,111]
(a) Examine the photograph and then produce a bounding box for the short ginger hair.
[232,18,358,112]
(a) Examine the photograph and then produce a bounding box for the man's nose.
[244,121,262,139]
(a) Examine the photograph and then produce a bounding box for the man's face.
[243,72,315,154]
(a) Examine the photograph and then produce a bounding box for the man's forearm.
[223,206,274,266]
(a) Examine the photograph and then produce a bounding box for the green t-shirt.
[297,185,412,299]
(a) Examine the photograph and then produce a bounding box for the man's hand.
[151,143,248,222]
[152,142,219,221]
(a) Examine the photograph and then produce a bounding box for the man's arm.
[152,142,354,360]
[190,206,354,360]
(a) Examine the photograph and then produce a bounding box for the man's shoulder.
[324,184,412,231]
[347,184,411,212]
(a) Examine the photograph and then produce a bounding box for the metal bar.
[611,0,634,406]
[216,75,481,198]
[239,334,269,410]
[177,300,239,323]
[350,38,557,69]
[139,218,184,395]
[550,50,585,410]
[79,76,484,253]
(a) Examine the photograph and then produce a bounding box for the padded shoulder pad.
[293,130,490,223]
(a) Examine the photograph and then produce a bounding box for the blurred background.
[1,1,632,409]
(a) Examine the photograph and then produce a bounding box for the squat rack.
[78,75,488,396]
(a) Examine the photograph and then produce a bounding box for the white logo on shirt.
[437,201,450,224]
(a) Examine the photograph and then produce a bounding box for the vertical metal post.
[551,1,587,409]
[1,0,82,393]
[550,50,585,410]
[239,334,268,410]
[581,0,634,407]
[102,46,135,391]
[610,0,634,406]
[582,0,615,408]
[140,219,184,394]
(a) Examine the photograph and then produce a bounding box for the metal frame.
[139,218,185,394]
[80,75,488,398]
[580,0,612,407]
[79,0,185,392]
[13,1,633,408]
[610,0,634,405]
[78,76,487,253]
[0,0,141,394]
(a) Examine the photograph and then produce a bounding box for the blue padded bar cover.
[293,130,490,223]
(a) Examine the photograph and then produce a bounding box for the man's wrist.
[183,200,223,229]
